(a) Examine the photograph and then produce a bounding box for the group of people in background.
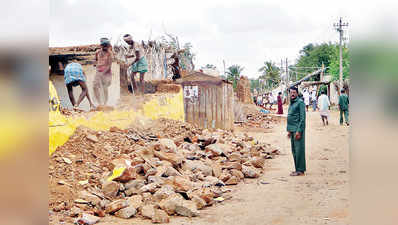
[61,34,150,110]
[254,87,349,127]
[254,92,278,110]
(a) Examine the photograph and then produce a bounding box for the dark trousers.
[340,110,349,124]
[290,132,306,172]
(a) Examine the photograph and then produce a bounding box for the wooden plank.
[211,87,216,129]
[185,86,193,125]
[216,85,222,129]
[199,86,206,128]
[225,84,230,130]
[221,84,225,129]
[205,87,211,129]
[222,82,228,129]
[229,84,234,130]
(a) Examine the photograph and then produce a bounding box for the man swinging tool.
[123,34,148,95]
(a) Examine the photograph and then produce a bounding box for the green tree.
[250,79,261,92]
[329,46,350,81]
[295,42,337,80]
[226,65,244,89]
[258,61,280,89]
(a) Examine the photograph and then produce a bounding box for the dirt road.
[98,109,349,225]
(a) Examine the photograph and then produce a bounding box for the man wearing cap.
[93,37,113,105]
[123,34,148,95]
[338,89,349,125]
[287,86,306,176]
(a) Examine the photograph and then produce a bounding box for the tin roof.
[177,71,232,86]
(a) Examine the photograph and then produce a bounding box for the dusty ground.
[96,108,349,225]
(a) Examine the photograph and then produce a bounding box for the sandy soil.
[96,108,349,225]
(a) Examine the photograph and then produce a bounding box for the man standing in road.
[338,89,350,125]
[287,86,306,176]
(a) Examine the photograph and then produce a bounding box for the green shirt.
[287,97,306,133]
[338,94,349,111]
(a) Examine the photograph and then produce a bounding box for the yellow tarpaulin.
[48,81,185,155]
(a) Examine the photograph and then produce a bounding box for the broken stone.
[225,176,239,185]
[94,209,105,217]
[191,195,207,209]
[211,163,222,178]
[219,171,232,182]
[175,200,199,217]
[105,199,128,214]
[204,176,224,186]
[114,167,139,182]
[78,190,101,206]
[62,157,72,164]
[222,162,242,170]
[109,126,123,132]
[125,180,145,190]
[147,176,164,185]
[242,165,260,178]
[250,157,265,168]
[158,194,184,215]
[154,151,183,167]
[172,176,192,192]
[182,160,212,176]
[230,169,244,179]
[69,206,82,217]
[196,188,215,205]
[76,213,100,225]
[205,144,224,157]
[164,166,182,177]
[158,138,177,153]
[102,181,119,198]
[114,206,137,219]
[86,134,98,143]
[228,152,241,162]
[146,168,157,177]
[139,183,160,194]
[152,209,170,224]
[153,185,175,202]
[141,204,156,219]
[142,192,153,203]
[127,195,143,209]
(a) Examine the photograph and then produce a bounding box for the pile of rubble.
[49,118,279,224]
[235,104,278,129]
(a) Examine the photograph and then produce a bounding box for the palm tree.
[226,65,244,89]
[258,61,280,90]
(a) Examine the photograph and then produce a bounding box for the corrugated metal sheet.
[181,72,234,130]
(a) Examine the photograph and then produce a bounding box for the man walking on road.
[318,90,330,126]
[338,89,349,125]
[287,86,306,176]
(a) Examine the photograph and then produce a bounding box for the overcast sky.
[49,0,396,78]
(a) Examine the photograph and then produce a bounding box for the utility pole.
[334,17,348,94]
[286,58,289,104]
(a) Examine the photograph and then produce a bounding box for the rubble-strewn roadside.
[49,118,279,224]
